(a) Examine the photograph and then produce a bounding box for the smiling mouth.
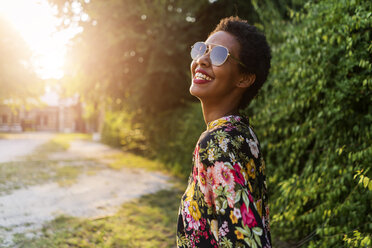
[194,72,212,81]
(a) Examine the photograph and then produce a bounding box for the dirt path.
[0,133,172,246]
[0,133,54,163]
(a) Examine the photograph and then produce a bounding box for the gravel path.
[0,133,54,163]
[0,133,172,246]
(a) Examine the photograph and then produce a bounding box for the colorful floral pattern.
[177,115,271,248]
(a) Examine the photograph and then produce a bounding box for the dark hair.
[210,16,271,109]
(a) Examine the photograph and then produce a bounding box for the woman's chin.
[189,84,205,98]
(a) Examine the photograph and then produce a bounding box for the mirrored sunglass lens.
[210,46,228,66]
[191,42,206,59]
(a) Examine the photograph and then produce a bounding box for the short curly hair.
[210,16,272,109]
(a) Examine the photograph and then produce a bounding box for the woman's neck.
[201,101,239,124]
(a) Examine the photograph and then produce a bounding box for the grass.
[106,153,168,172]
[30,133,91,158]
[55,165,85,187]
[0,160,57,194]
[106,152,190,181]
[12,187,184,248]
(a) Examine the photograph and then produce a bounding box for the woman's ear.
[237,73,256,88]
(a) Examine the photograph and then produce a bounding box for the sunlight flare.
[0,0,81,79]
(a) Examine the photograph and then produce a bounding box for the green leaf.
[236,226,249,236]
[242,191,250,206]
[254,233,262,247]
[359,175,364,185]
[235,190,242,203]
[363,177,369,188]
[252,227,263,236]
[222,199,228,209]
[225,162,234,170]
[244,238,253,247]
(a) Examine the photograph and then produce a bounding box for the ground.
[0,133,182,247]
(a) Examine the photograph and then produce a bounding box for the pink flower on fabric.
[218,221,229,237]
[234,116,242,121]
[205,190,215,207]
[225,123,235,132]
[227,190,236,208]
[231,163,245,185]
[197,160,205,171]
[192,146,201,182]
[248,192,254,203]
[198,166,208,193]
[194,146,200,164]
[183,200,190,214]
[186,213,201,231]
[198,165,215,207]
[214,161,235,188]
[204,167,217,206]
[233,207,242,219]
[240,203,257,228]
[192,164,198,182]
[200,218,207,231]
[207,166,217,188]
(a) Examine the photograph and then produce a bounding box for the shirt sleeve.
[197,128,268,248]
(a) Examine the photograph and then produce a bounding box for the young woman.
[177,17,272,248]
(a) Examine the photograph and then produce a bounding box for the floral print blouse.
[177,115,271,248]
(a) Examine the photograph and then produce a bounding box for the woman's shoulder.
[206,115,248,130]
[196,120,262,170]
[198,118,257,150]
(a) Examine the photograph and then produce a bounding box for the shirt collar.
[207,115,247,130]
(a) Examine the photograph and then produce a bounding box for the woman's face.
[190,31,243,103]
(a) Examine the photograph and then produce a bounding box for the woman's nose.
[195,52,211,67]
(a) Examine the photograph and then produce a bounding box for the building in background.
[0,105,22,132]
[0,98,86,133]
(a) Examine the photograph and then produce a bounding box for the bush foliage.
[102,103,205,177]
[245,0,371,246]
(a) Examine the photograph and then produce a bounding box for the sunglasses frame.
[191,41,246,68]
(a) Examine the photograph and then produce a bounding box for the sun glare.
[0,0,81,79]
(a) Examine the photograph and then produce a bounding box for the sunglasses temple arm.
[229,54,247,68]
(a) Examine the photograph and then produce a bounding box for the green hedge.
[101,103,205,177]
[244,0,371,246]
[143,103,205,177]
[101,111,148,154]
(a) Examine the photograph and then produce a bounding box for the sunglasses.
[190,41,246,67]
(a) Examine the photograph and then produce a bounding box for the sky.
[0,0,83,80]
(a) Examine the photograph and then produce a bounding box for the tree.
[50,0,210,113]
[0,17,42,101]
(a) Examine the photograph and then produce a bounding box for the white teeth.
[195,72,212,81]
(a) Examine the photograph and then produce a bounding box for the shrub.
[101,103,205,178]
[244,0,371,246]
[101,111,148,154]
[141,103,205,177]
